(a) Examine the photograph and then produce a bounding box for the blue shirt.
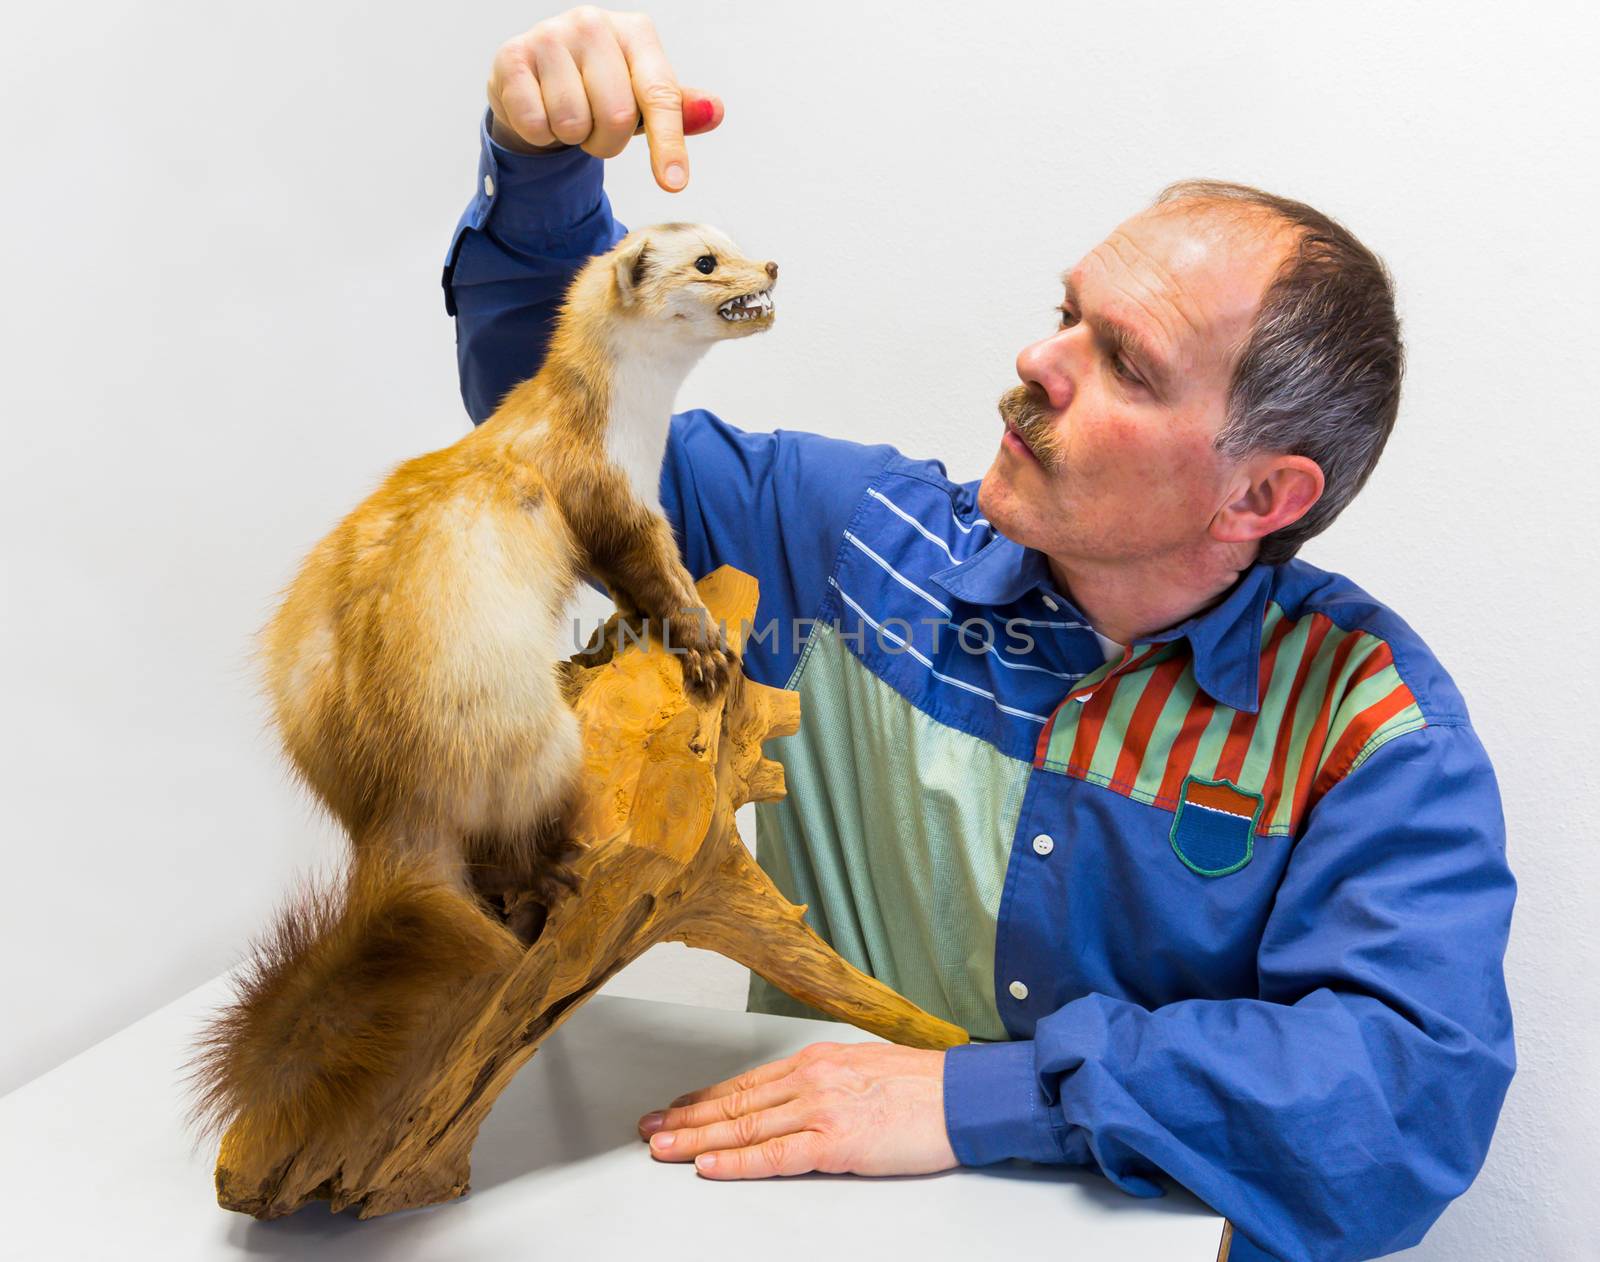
[442,114,1515,1262]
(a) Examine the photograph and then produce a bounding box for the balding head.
[1150,179,1405,564]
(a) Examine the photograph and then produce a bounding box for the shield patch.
[1169,775,1263,877]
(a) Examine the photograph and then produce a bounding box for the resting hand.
[636,1041,958,1179]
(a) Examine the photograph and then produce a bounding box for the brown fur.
[188,223,777,1144]
[188,857,523,1145]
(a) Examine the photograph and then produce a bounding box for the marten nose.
[765,261,779,281]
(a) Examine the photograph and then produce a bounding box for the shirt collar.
[929,537,1274,714]
[928,533,1051,607]
[1137,564,1273,714]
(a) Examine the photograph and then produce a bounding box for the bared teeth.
[717,288,774,320]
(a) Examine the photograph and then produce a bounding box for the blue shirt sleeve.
[445,115,898,683]
[443,111,629,423]
[943,721,1516,1262]
[660,410,897,687]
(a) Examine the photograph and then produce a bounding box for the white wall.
[3,2,1595,1257]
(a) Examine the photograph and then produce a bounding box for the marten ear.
[613,236,653,306]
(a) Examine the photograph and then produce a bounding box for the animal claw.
[681,643,734,702]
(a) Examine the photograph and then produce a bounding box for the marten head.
[607,223,778,341]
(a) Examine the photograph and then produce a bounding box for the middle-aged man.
[440,11,1516,1261]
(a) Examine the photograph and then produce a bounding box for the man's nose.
[1016,336,1072,410]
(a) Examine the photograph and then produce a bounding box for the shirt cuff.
[943,1039,1077,1166]
[442,109,610,313]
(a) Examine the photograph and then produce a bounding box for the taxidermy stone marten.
[190,224,778,1147]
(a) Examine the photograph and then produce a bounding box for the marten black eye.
[694,254,717,274]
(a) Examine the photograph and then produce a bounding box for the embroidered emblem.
[1169,775,1263,877]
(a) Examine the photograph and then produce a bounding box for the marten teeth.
[717,289,774,321]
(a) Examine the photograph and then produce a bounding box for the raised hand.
[487,7,724,191]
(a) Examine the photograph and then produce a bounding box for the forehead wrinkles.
[1084,231,1209,372]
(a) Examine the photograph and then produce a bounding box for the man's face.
[978,202,1294,568]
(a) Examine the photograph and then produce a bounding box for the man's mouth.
[996,385,1060,470]
[717,289,774,322]
[1003,419,1040,463]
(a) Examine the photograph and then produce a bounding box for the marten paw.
[574,610,648,668]
[669,613,736,701]
[501,842,586,945]
[505,892,549,945]
[534,835,586,901]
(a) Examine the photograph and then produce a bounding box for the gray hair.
[1152,179,1405,566]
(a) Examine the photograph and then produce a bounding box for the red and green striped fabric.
[1034,602,1426,837]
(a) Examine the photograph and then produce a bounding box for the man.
[442,10,1515,1260]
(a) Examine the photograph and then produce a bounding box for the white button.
[1042,594,1060,611]
[483,173,496,197]
[1008,980,1030,1001]
[1075,692,1092,703]
[1032,833,1054,856]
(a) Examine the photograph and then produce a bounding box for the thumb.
[628,87,724,192]
[680,87,724,136]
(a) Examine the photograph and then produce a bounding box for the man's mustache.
[997,385,1062,471]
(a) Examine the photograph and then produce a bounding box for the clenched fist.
[487,7,724,191]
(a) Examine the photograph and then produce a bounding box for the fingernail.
[664,163,686,189]
[696,1153,717,1171]
[685,97,717,131]
[651,1131,676,1150]
[639,1111,666,1135]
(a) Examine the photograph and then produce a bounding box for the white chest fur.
[603,334,705,514]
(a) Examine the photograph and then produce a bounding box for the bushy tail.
[187,856,522,1147]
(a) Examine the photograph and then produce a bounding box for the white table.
[1,976,1227,1260]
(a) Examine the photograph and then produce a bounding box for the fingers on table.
[649,1099,810,1161]
[645,1078,799,1140]
[696,1130,830,1179]
[668,1045,830,1110]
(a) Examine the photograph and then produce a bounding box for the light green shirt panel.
[743,626,1030,1042]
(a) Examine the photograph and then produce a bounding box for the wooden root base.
[213,566,968,1219]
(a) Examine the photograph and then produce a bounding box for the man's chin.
[977,466,1022,539]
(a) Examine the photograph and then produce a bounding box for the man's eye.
[695,254,717,274]
[1112,355,1142,386]
[1056,304,1078,328]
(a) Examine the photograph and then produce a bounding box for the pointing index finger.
[616,22,688,190]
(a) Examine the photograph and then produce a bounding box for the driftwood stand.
[213,566,968,1219]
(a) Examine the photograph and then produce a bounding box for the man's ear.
[613,235,653,306]
[1210,454,1325,547]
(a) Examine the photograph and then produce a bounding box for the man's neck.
[1046,543,1257,647]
